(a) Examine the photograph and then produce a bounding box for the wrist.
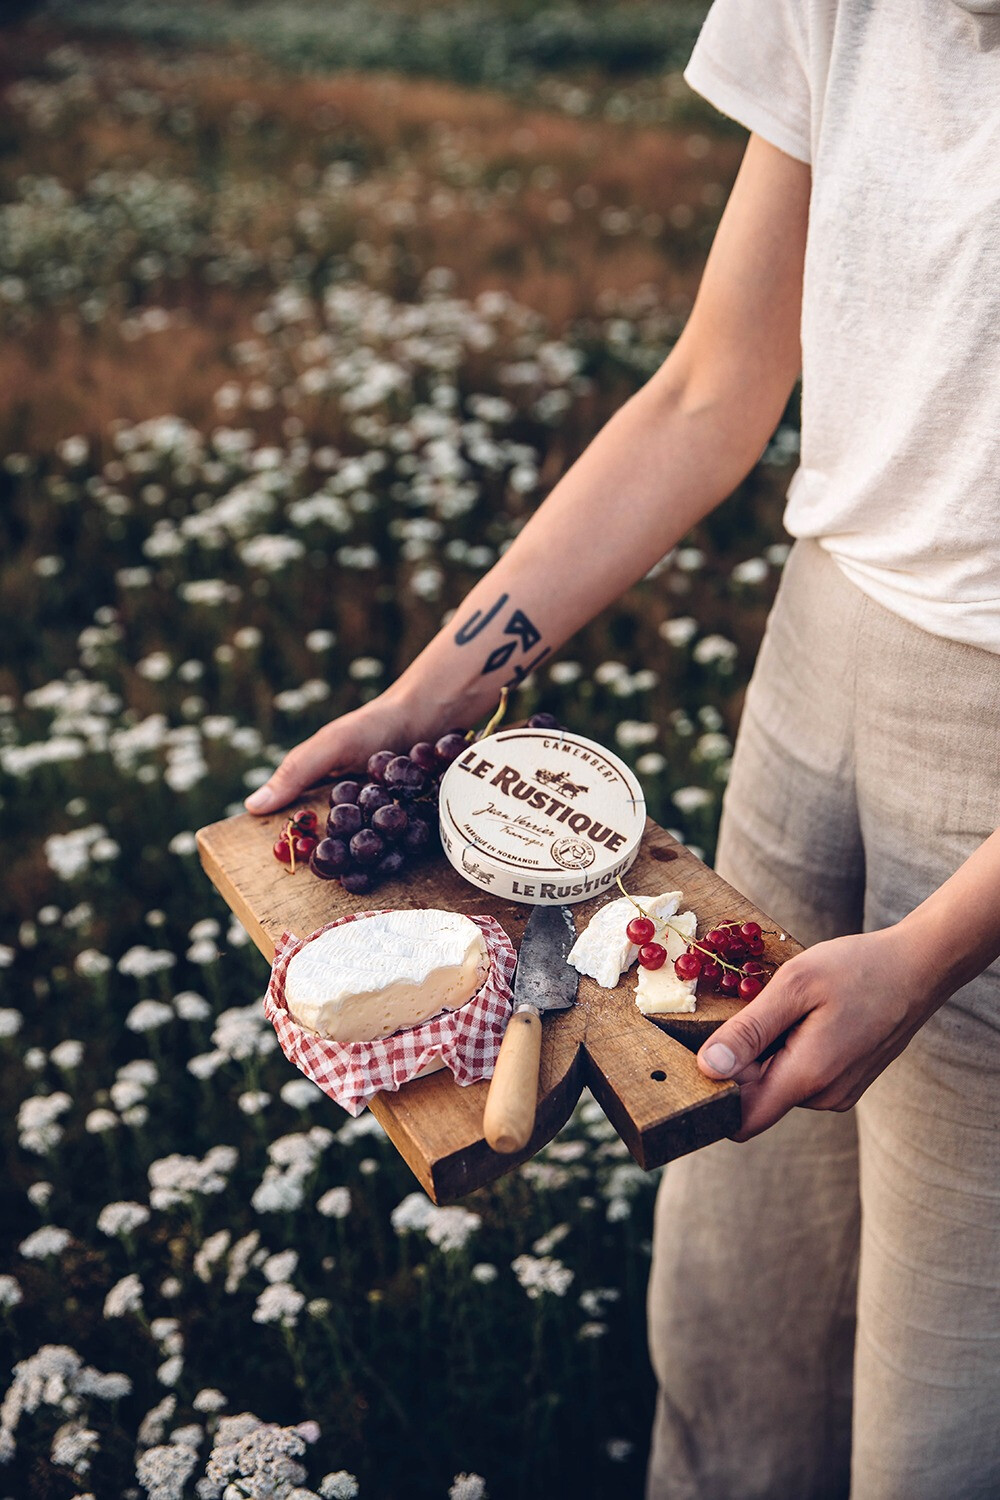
[895,899,969,1011]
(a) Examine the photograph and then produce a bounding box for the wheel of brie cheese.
[283,909,490,1044]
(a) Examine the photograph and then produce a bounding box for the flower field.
[0,9,798,1497]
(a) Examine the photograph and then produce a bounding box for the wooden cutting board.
[197,798,801,1203]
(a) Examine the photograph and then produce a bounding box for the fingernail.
[702,1042,736,1077]
[244,786,272,812]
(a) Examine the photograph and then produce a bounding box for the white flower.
[672,786,713,814]
[174,990,211,1022]
[188,918,220,942]
[636,752,667,776]
[188,1051,226,1080]
[135,1441,198,1499]
[675,546,705,572]
[50,1420,99,1476]
[192,1388,227,1413]
[0,1274,23,1308]
[85,1108,119,1134]
[548,660,581,684]
[280,1079,321,1109]
[168,831,197,856]
[424,1206,481,1254]
[186,938,219,965]
[156,1355,184,1388]
[471,1263,498,1285]
[127,1000,174,1033]
[137,1394,176,1448]
[731,556,769,586]
[110,1079,147,1111]
[390,1192,434,1236]
[225,1232,260,1294]
[97,1202,150,1239]
[238,534,305,571]
[510,1254,574,1299]
[193,1230,231,1283]
[531,1222,570,1256]
[695,732,732,762]
[316,1187,351,1220]
[253,1283,305,1328]
[319,1474,360,1499]
[238,1090,271,1115]
[148,1146,237,1211]
[17,1092,72,1155]
[103,1274,144,1319]
[449,1474,487,1500]
[49,1038,84,1070]
[614,720,658,749]
[28,1183,52,1213]
[658,617,698,648]
[0,1007,23,1038]
[262,1249,298,1285]
[118,946,177,979]
[606,1438,634,1462]
[305,630,336,652]
[692,633,738,668]
[347,655,383,681]
[593,660,628,685]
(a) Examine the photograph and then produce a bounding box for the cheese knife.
[483,903,579,1155]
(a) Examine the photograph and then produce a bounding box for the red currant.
[747,934,765,956]
[273,838,292,864]
[743,959,766,978]
[626,916,655,946]
[700,958,722,986]
[293,835,317,859]
[719,970,741,995]
[740,921,762,941]
[707,928,727,949]
[293,808,318,832]
[738,975,763,1000]
[674,950,703,981]
[638,943,667,970]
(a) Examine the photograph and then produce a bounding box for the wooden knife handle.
[483,1009,542,1155]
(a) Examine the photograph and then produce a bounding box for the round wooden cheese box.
[438,726,646,905]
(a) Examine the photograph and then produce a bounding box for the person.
[245,0,1000,1493]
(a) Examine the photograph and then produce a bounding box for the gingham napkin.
[264,909,516,1116]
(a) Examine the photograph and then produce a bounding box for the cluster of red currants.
[272,808,321,871]
[625,914,772,1000]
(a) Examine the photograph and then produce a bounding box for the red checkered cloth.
[264,909,516,1116]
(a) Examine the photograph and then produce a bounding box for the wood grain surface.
[197,796,801,1202]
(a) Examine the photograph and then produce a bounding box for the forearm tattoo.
[453,593,551,686]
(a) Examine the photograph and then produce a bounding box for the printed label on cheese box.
[438,727,646,904]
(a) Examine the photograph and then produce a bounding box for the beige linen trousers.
[646,540,1000,1500]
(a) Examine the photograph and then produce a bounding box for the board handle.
[483,1008,542,1154]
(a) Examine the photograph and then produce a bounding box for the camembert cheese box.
[438,726,645,905]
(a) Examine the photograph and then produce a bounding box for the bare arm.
[246,134,810,813]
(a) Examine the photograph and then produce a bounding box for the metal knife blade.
[513,904,579,1014]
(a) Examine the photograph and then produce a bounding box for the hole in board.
[649,846,677,862]
[650,1069,667,1081]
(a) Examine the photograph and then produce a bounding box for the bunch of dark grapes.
[307,732,469,896]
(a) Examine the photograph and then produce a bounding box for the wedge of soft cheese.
[567,891,683,989]
[284,909,489,1043]
[635,909,698,1014]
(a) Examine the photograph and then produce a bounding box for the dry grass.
[0,26,743,453]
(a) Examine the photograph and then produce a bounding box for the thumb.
[697,972,807,1079]
[244,724,357,815]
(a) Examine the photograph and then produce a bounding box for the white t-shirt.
[685,0,1000,653]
